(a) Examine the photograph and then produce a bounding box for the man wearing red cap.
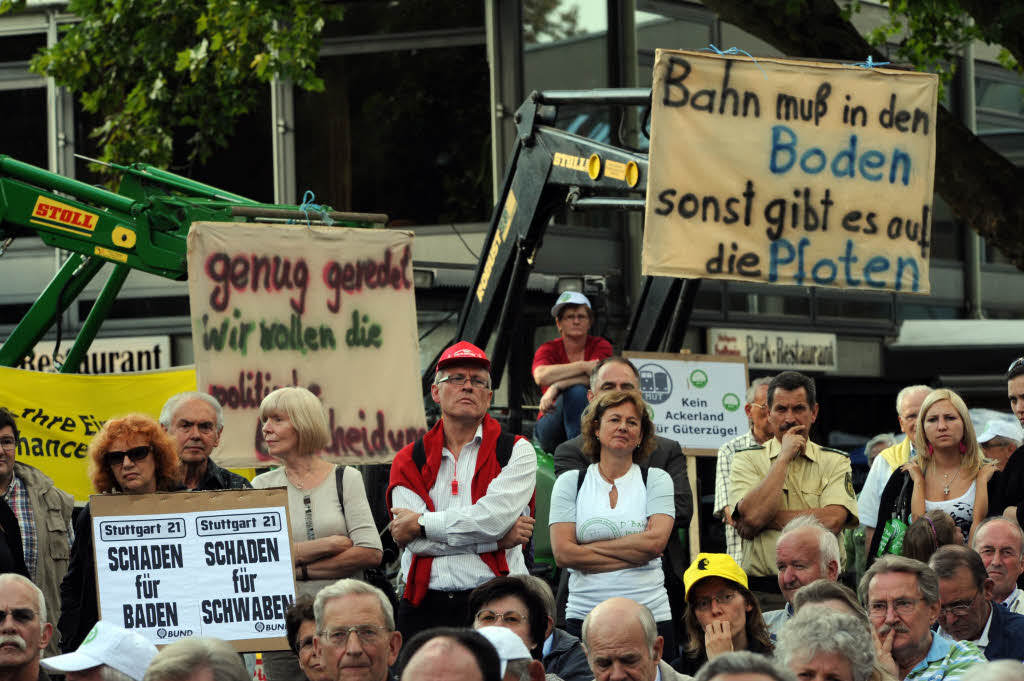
[388,341,538,641]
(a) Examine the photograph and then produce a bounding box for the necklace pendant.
[943,485,950,495]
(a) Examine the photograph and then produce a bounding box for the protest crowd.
[5,291,1024,681]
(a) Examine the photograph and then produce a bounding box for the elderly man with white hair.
[761,516,841,638]
[0,573,51,681]
[860,385,931,550]
[581,597,692,681]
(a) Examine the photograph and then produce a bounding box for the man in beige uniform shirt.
[729,370,858,610]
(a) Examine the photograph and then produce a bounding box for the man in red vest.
[389,341,537,641]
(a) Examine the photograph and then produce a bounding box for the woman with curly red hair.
[58,414,182,652]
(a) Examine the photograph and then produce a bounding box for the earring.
[927,443,934,455]
[959,441,966,454]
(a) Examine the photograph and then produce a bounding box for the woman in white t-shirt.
[549,389,676,654]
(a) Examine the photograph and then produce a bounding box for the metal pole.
[962,28,983,319]
[61,263,131,373]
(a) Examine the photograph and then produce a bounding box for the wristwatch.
[417,514,427,538]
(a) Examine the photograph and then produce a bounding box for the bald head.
[582,598,662,681]
[401,637,484,681]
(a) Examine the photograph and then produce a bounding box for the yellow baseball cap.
[683,553,749,599]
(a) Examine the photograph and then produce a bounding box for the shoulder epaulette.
[820,446,850,458]
[735,444,765,453]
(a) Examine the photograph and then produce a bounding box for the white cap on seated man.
[977,420,1023,471]
[41,620,157,681]
[476,626,544,681]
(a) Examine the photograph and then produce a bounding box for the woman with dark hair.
[467,576,548,660]
[673,553,773,676]
[549,389,676,653]
[58,413,182,651]
[869,389,1001,563]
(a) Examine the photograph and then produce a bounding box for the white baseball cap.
[41,621,158,681]
[551,291,592,319]
[476,626,532,678]
[978,419,1024,445]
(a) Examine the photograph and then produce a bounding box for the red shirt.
[531,335,613,396]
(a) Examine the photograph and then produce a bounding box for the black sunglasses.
[105,445,152,468]
[0,608,36,624]
[1009,357,1024,373]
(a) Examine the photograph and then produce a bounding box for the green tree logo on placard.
[722,393,741,411]
[689,369,709,388]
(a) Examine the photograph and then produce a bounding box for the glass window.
[524,0,607,91]
[0,33,45,61]
[71,89,272,201]
[295,44,490,225]
[323,0,483,37]
[929,195,962,261]
[0,88,46,169]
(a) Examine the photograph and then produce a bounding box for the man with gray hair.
[313,578,402,681]
[0,573,51,681]
[581,597,692,681]
[762,515,841,638]
[860,385,931,549]
[860,555,985,680]
[972,517,1024,614]
[775,608,874,681]
[929,544,1024,661]
[159,392,251,491]
[714,376,774,566]
[142,638,248,681]
[694,651,794,681]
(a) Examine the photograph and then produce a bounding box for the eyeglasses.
[1008,357,1024,373]
[475,609,527,626]
[105,445,153,468]
[867,597,921,619]
[750,403,768,411]
[437,374,490,390]
[0,437,16,451]
[939,592,980,619]
[320,625,388,647]
[691,591,738,612]
[296,634,316,654]
[0,608,36,624]
[175,420,217,435]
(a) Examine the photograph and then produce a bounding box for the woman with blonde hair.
[549,389,676,652]
[251,386,382,681]
[59,414,182,651]
[868,389,1001,562]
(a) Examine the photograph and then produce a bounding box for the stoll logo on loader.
[30,196,99,237]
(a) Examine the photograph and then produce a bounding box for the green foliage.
[522,0,580,43]
[30,0,341,178]
[859,0,1020,86]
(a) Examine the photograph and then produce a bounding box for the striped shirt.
[3,474,36,580]
[714,430,758,565]
[906,634,986,681]
[392,424,537,591]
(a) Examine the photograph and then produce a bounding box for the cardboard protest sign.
[0,365,211,502]
[624,352,749,455]
[91,489,294,651]
[187,223,427,468]
[643,50,938,293]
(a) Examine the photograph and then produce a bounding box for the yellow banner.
[0,366,197,502]
[643,51,938,293]
[187,222,427,468]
